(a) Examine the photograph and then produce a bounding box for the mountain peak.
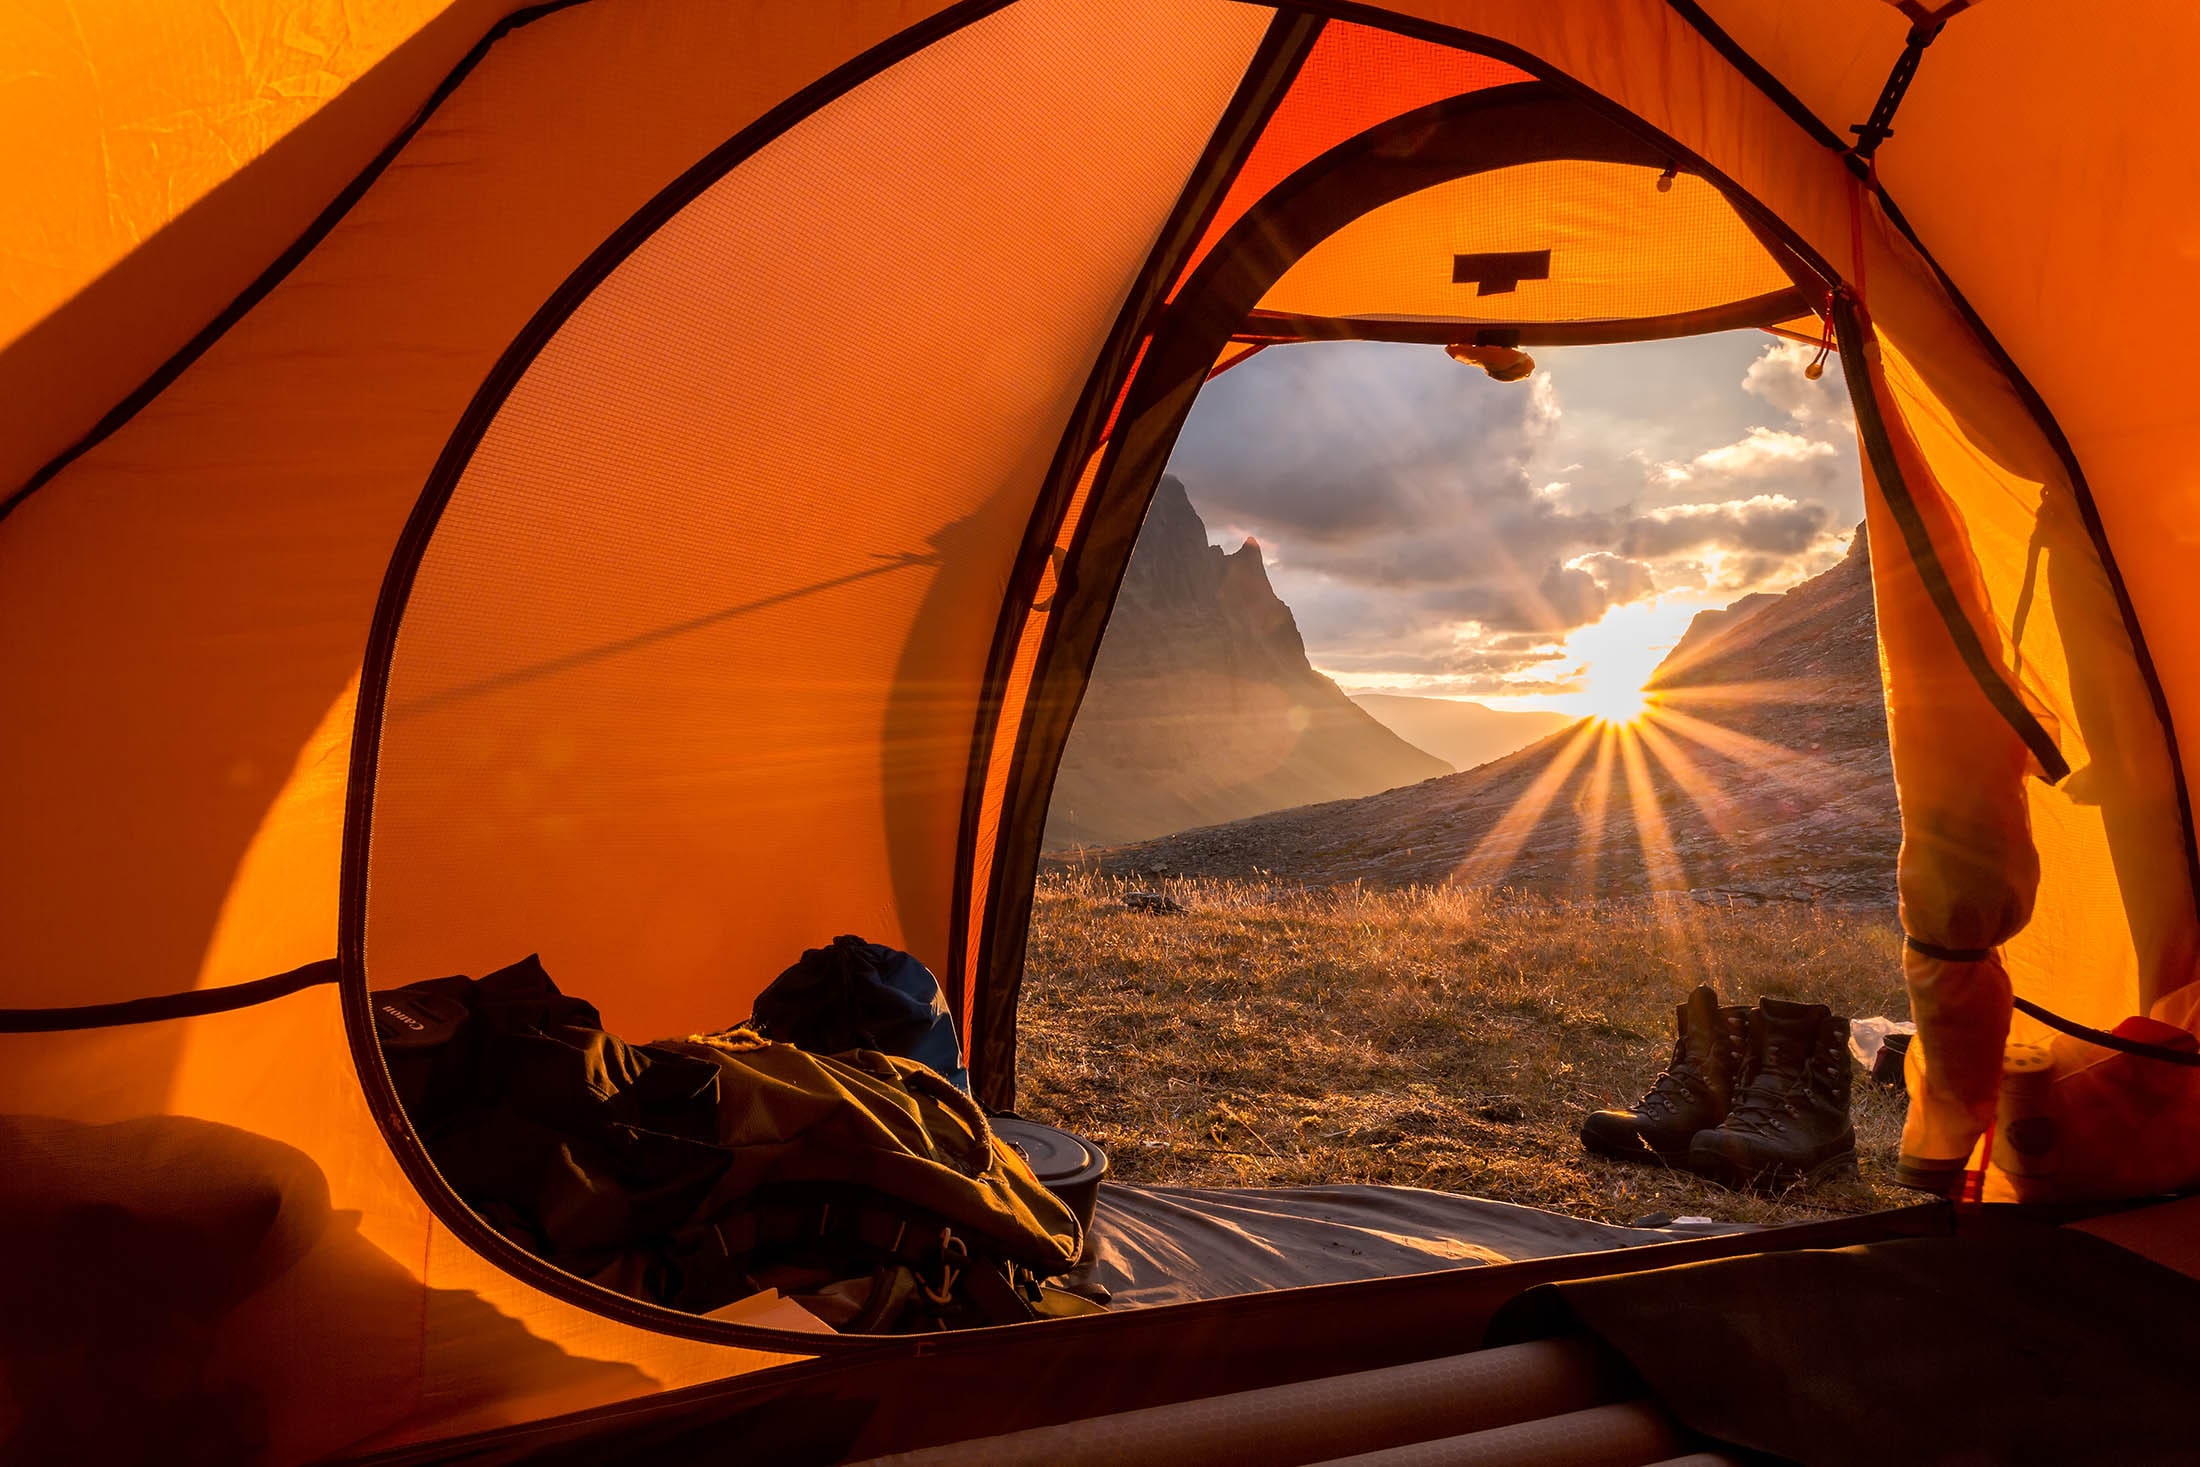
[1225,537,1269,582]
[1649,531,1876,691]
[1045,477,1450,847]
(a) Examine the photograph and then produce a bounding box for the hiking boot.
[1580,986,1750,1164]
[1688,997,1857,1189]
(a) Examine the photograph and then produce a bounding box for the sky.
[1161,330,1863,714]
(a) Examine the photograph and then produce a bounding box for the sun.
[1560,601,1689,727]
[1581,673,1655,727]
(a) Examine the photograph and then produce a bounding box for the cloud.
[1742,339,1856,428]
[1572,552,1658,605]
[1161,340,1859,692]
[1618,492,1834,559]
[1169,343,1626,640]
[1649,427,1843,504]
[1169,340,1558,544]
[1411,563,1613,634]
[1312,632,1585,699]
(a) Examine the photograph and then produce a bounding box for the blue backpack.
[749,936,970,1094]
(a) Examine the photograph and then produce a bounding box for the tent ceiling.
[1255,159,1799,326]
[1690,0,1919,144]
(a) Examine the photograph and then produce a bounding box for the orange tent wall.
[2,0,967,1013]
[6,0,2200,1455]
[1,0,535,493]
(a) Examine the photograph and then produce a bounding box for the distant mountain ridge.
[1044,477,1451,848]
[1350,694,1574,776]
[1081,525,1897,906]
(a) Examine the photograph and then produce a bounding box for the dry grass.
[1016,871,1914,1228]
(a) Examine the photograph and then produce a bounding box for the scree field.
[1017,871,1913,1227]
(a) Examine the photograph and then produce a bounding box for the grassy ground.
[1017,871,1914,1228]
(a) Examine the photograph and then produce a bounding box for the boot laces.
[1637,1041,1711,1118]
[1726,1034,1811,1133]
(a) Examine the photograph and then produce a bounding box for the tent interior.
[7,0,2200,1462]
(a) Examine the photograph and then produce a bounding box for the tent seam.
[1658,0,1850,151]
[336,0,1020,1358]
[1831,291,2071,783]
[0,0,597,525]
[955,8,1327,1102]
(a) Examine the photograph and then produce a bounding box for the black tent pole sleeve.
[1832,292,2069,783]
[0,959,338,1033]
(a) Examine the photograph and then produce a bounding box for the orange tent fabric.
[6,0,2198,1456]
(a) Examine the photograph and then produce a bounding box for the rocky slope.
[1080,526,1897,906]
[1044,477,1452,848]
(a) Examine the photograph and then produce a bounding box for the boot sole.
[1581,1135,1697,1168]
[1688,1145,1858,1192]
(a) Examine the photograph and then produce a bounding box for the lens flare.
[1559,601,1688,727]
[1581,677,1654,727]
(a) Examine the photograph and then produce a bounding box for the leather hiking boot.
[1688,997,1857,1189]
[1581,986,1750,1164]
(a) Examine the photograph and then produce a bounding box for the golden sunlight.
[1580,670,1654,726]
[1555,601,1689,726]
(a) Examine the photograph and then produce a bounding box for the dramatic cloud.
[1169,341,1559,545]
[1648,427,1843,505]
[1161,338,1861,698]
[1742,339,1856,428]
[1573,551,1658,605]
[1171,342,1624,650]
[1618,493,1834,559]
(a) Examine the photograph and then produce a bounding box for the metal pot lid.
[991,1117,1108,1188]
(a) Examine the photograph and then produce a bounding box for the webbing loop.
[1846,17,1951,162]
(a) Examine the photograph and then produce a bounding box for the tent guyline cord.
[1905,937,2200,1068]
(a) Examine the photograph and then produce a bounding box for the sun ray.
[1647,704,1846,792]
[1571,722,1618,894]
[1615,725,1709,976]
[1451,719,1599,887]
[1649,679,1837,712]
[1616,727,1689,897]
[1635,715,1751,848]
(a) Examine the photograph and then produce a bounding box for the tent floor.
[352,1193,1976,1465]
[346,1191,2200,1465]
[1088,1181,1751,1308]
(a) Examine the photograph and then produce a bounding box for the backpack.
[750,935,971,1094]
[656,1030,1085,1330]
[375,957,1087,1332]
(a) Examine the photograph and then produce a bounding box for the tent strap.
[1846,12,1958,163]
